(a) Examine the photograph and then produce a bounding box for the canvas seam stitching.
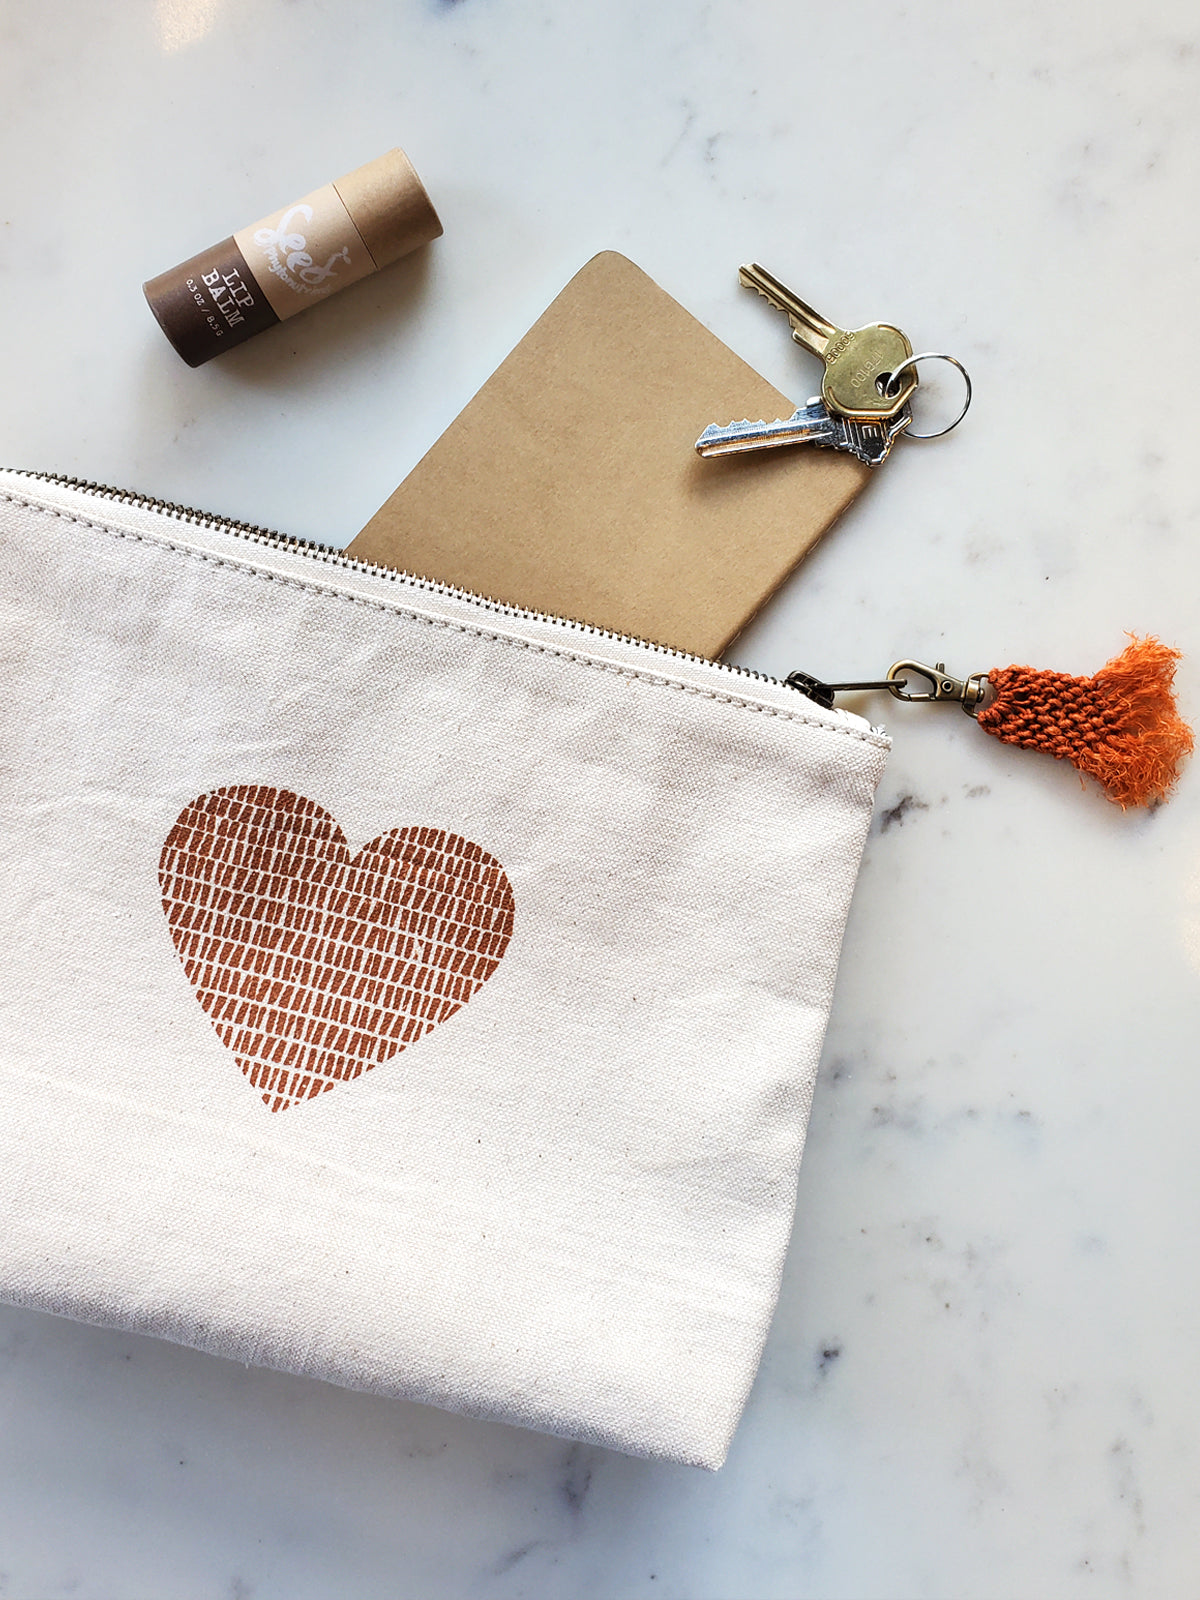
[2,492,888,747]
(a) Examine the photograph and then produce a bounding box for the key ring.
[881,352,972,439]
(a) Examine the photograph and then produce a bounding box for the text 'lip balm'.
[143,148,443,367]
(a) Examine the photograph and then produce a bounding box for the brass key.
[739,263,915,421]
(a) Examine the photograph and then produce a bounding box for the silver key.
[695,396,911,467]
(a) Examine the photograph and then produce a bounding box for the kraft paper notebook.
[350,251,870,659]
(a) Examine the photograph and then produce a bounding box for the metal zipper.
[8,469,800,699]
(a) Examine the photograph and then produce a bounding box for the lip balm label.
[233,184,377,322]
[143,239,280,366]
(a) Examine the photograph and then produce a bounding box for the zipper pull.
[785,659,988,714]
[786,638,1193,809]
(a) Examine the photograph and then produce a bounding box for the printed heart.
[159,786,515,1112]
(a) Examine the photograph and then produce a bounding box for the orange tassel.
[976,636,1193,807]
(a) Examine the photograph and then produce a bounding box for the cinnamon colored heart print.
[159,786,515,1111]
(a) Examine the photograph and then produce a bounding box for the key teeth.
[739,267,784,305]
[699,419,765,434]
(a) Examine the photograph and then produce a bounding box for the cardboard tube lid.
[333,149,443,269]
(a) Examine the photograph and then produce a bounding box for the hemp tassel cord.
[976,636,1193,808]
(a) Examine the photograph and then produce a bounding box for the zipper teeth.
[12,470,789,692]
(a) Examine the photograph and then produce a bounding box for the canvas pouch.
[0,469,887,1469]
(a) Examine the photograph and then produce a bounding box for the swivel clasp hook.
[886,660,989,715]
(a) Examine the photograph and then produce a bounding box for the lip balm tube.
[143,148,442,367]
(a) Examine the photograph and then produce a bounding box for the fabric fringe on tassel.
[976,636,1193,808]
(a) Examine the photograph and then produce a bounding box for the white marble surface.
[2,2,1200,1596]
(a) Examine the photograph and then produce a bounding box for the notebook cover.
[349,251,869,659]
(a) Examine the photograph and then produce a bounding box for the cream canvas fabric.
[0,470,887,1469]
